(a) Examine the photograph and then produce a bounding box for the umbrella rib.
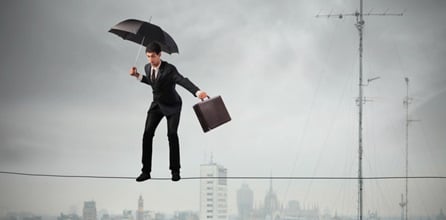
[134,36,146,66]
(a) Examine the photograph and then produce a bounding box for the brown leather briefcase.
[193,96,231,132]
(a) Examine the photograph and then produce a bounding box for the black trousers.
[141,105,181,174]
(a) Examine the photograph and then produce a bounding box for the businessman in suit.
[130,42,207,182]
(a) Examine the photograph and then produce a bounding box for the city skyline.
[1,168,445,220]
[2,186,445,220]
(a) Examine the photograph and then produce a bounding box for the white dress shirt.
[136,64,204,98]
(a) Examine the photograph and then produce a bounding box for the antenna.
[399,194,406,220]
[367,76,381,84]
[316,1,403,220]
[403,77,419,220]
[403,77,411,220]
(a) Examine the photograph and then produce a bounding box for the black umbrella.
[109,19,179,54]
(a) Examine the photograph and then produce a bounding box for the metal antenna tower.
[316,1,403,220]
[399,194,406,220]
[403,77,417,220]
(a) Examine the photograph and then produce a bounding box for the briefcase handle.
[200,96,211,101]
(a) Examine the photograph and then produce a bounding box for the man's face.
[146,52,161,66]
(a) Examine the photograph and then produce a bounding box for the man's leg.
[166,111,181,175]
[141,106,164,174]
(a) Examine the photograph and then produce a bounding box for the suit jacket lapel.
[156,61,166,82]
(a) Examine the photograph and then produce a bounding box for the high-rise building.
[137,195,144,220]
[200,160,228,220]
[83,201,97,220]
[237,184,253,220]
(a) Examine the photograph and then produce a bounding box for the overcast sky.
[1,0,445,218]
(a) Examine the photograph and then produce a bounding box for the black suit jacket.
[141,61,200,116]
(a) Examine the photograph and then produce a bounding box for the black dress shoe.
[171,171,181,182]
[136,173,151,182]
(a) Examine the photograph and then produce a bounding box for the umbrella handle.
[133,36,146,66]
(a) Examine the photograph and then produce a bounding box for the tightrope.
[1,171,445,180]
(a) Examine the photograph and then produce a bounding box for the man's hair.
[145,42,162,54]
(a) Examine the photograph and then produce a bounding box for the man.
[129,42,207,182]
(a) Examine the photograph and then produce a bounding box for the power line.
[0,171,445,180]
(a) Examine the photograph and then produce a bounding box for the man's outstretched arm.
[173,69,207,99]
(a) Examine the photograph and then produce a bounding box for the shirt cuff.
[137,74,143,81]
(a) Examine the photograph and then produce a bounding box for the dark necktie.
[151,69,156,82]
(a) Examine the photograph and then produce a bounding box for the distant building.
[0,215,18,220]
[1,213,40,220]
[366,211,380,220]
[58,213,81,220]
[22,217,41,220]
[200,160,228,220]
[137,196,144,220]
[122,210,133,220]
[263,179,280,220]
[0,215,17,220]
[282,200,319,220]
[143,211,151,220]
[282,200,300,219]
[247,180,319,220]
[153,213,165,220]
[108,210,134,220]
[83,201,97,220]
[237,184,254,220]
[173,211,199,220]
[438,209,446,220]
[101,214,111,220]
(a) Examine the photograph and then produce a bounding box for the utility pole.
[316,1,403,220]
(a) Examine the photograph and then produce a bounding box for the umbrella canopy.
[109,19,179,54]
